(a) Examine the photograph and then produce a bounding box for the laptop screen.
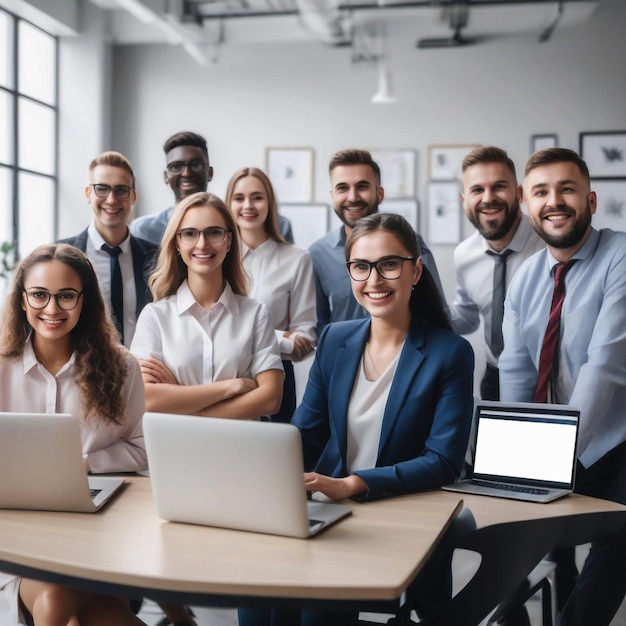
[472,403,579,488]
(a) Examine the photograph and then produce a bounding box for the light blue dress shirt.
[309,226,444,334]
[500,228,626,467]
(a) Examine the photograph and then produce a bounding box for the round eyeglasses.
[91,184,134,200]
[346,256,418,281]
[23,289,84,311]
[176,227,230,246]
[166,160,208,175]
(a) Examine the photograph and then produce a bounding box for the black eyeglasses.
[346,256,418,281]
[177,227,230,246]
[166,160,208,175]
[91,184,134,200]
[23,289,84,311]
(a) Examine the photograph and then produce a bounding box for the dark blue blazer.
[292,317,474,501]
[57,229,157,318]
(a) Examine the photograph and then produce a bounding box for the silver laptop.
[0,412,125,513]
[143,412,352,538]
[443,401,580,503]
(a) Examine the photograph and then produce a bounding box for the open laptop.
[143,412,352,538]
[443,401,580,503]
[0,412,125,513]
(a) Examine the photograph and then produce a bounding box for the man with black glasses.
[130,130,294,244]
[59,150,157,347]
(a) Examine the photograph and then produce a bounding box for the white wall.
[104,0,626,301]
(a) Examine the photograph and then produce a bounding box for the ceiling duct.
[294,0,352,45]
[416,0,473,49]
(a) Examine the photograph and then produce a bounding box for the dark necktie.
[534,260,576,403]
[101,244,124,344]
[487,248,513,359]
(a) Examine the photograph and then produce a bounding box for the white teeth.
[546,215,568,221]
[367,292,391,300]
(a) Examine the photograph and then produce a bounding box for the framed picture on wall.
[428,144,479,181]
[530,134,558,154]
[427,180,462,244]
[379,198,419,230]
[591,180,626,232]
[370,149,417,198]
[580,131,626,178]
[266,147,315,203]
[279,203,329,249]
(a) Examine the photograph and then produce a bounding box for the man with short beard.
[500,148,626,626]
[450,146,543,400]
[309,148,443,334]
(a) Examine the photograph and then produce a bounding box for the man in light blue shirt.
[309,148,443,334]
[131,131,294,245]
[500,148,626,626]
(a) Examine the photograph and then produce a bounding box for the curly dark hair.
[0,244,128,425]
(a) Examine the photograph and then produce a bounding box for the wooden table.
[1,476,625,622]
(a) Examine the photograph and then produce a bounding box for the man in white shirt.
[58,151,157,347]
[449,146,543,400]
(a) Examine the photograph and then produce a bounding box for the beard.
[467,198,520,241]
[333,198,379,228]
[532,203,593,249]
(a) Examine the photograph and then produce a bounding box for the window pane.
[0,166,12,245]
[18,171,54,256]
[0,89,13,164]
[18,97,55,175]
[18,21,55,105]
[0,10,12,89]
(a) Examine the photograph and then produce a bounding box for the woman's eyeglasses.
[176,227,230,246]
[23,289,84,311]
[166,160,208,175]
[91,184,134,200]
[346,256,418,281]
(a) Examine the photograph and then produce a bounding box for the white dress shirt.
[87,221,138,347]
[242,238,316,356]
[130,280,283,384]
[449,216,544,367]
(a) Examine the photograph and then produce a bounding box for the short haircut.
[88,151,135,186]
[462,146,516,179]
[525,147,590,183]
[163,131,209,161]
[328,149,381,185]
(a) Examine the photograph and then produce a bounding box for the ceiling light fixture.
[371,59,396,104]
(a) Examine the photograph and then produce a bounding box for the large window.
[0,8,58,260]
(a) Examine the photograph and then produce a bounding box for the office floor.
[137,545,626,625]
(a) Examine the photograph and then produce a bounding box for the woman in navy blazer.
[295,213,474,625]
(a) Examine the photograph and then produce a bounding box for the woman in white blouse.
[131,191,284,420]
[0,243,147,626]
[225,167,316,423]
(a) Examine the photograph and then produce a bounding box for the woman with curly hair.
[0,242,147,626]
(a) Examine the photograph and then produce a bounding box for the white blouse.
[130,280,283,384]
[242,239,316,356]
[0,341,146,473]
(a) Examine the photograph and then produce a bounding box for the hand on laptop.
[304,472,367,501]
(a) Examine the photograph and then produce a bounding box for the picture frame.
[266,147,315,203]
[591,179,626,232]
[530,134,558,154]
[279,203,329,249]
[428,144,479,181]
[427,180,462,244]
[580,131,626,179]
[378,198,419,231]
[370,149,417,198]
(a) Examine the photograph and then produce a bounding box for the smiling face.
[164,145,213,202]
[462,161,522,248]
[524,161,596,261]
[229,175,270,236]
[348,229,421,325]
[330,164,383,232]
[85,164,135,239]
[22,260,83,349]
[176,204,232,280]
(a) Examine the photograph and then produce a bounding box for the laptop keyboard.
[309,518,323,527]
[89,488,102,500]
[473,479,549,495]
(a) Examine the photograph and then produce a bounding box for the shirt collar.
[545,227,599,271]
[332,226,347,249]
[88,220,131,253]
[176,279,240,315]
[22,338,77,375]
[481,214,532,255]
[241,237,277,260]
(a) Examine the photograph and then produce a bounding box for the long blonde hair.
[149,192,248,300]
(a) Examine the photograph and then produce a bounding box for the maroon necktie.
[534,260,576,403]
